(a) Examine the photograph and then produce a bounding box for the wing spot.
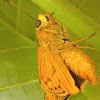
[62,91,66,93]
[49,88,53,90]
[55,87,57,89]
[45,81,47,85]
[53,68,56,73]
[64,60,66,64]
[58,85,61,88]
[47,78,51,81]
[53,66,56,72]
[51,88,53,90]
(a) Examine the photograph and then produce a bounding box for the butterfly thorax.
[36,14,73,52]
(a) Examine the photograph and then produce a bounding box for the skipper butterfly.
[36,13,99,99]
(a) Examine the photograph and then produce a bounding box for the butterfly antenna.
[4,0,36,21]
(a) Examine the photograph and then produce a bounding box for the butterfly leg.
[74,45,95,49]
[72,33,95,49]
[72,33,95,45]
[60,33,95,50]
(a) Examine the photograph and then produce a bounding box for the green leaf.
[0,15,44,100]
[0,0,100,100]
[70,92,88,100]
[32,0,100,52]
[0,0,44,99]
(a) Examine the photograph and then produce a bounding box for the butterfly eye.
[35,20,41,28]
[45,16,49,21]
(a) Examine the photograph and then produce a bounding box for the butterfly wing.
[37,46,79,96]
[61,48,99,85]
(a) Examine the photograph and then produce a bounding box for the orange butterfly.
[36,13,99,99]
[5,0,99,99]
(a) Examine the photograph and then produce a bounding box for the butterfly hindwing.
[61,49,99,85]
[38,46,79,96]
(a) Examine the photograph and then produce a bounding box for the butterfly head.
[35,12,55,30]
[35,14,50,30]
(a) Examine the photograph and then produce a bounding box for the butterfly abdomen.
[62,48,99,85]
